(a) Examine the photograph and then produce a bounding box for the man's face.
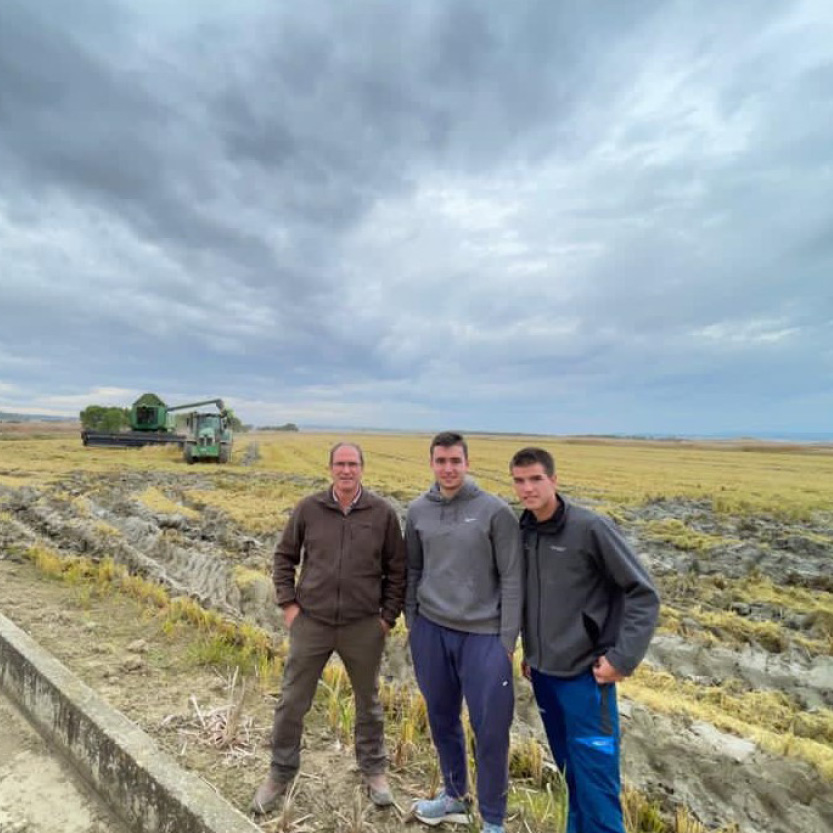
[430,443,469,495]
[330,445,363,496]
[511,462,558,519]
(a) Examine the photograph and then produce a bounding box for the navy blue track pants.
[531,667,624,833]
[409,615,514,825]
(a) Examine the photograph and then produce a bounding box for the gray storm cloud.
[0,0,831,433]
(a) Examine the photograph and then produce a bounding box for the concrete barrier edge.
[0,611,260,833]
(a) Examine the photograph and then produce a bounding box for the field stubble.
[1,427,832,833]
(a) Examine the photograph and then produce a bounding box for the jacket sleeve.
[380,508,407,626]
[404,509,423,628]
[272,501,306,608]
[592,516,659,676]
[491,503,522,654]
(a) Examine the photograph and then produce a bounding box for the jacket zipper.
[336,516,345,624]
[535,530,543,667]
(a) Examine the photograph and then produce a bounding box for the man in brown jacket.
[251,442,407,814]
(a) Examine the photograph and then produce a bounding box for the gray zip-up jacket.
[521,497,659,677]
[405,479,521,653]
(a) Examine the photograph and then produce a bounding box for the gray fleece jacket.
[405,478,521,653]
[521,496,659,677]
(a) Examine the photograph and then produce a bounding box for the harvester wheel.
[184,445,194,465]
[219,446,230,464]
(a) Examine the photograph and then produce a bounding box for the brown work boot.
[364,772,394,807]
[251,771,291,815]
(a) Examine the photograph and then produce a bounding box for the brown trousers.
[269,613,387,779]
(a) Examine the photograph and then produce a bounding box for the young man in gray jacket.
[406,432,521,833]
[510,447,659,833]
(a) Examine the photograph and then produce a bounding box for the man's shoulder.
[563,499,626,544]
[531,498,605,539]
[294,490,331,513]
[564,499,603,527]
[359,489,398,515]
[469,488,514,518]
[482,490,512,509]
[406,491,433,514]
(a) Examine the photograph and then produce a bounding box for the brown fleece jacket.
[273,488,406,627]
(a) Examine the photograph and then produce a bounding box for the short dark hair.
[430,431,468,461]
[329,441,364,467]
[509,447,555,477]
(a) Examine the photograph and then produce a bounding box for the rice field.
[5,428,832,527]
[2,424,832,832]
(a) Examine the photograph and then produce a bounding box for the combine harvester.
[81,393,233,463]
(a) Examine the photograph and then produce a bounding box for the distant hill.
[0,412,76,423]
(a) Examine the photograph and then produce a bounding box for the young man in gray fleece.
[405,431,521,833]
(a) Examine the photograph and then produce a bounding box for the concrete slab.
[0,688,129,833]
[0,612,260,833]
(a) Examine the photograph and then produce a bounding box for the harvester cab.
[130,393,171,432]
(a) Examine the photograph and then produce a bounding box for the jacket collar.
[330,484,363,509]
[315,486,369,513]
[520,494,567,533]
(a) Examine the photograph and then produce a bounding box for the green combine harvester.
[81,393,233,463]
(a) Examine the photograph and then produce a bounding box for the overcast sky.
[1,1,831,436]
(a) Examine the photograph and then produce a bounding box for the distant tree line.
[259,422,299,432]
[80,398,251,433]
[225,410,248,432]
[80,405,130,432]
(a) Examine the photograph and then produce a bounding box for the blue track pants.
[531,667,624,833]
[410,615,514,825]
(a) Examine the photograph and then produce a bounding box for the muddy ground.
[0,469,831,833]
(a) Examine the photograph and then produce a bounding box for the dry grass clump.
[93,519,122,538]
[640,519,733,552]
[23,544,165,608]
[709,577,833,632]
[319,661,356,743]
[24,542,79,578]
[232,564,269,589]
[137,486,199,518]
[258,777,313,833]
[162,668,254,762]
[509,736,546,786]
[509,776,568,833]
[689,608,791,653]
[509,776,734,833]
[333,786,374,833]
[378,678,429,768]
[693,608,830,655]
[622,787,666,833]
[622,788,740,833]
[805,609,833,641]
[657,582,832,656]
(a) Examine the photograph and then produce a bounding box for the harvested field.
[1,425,832,832]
